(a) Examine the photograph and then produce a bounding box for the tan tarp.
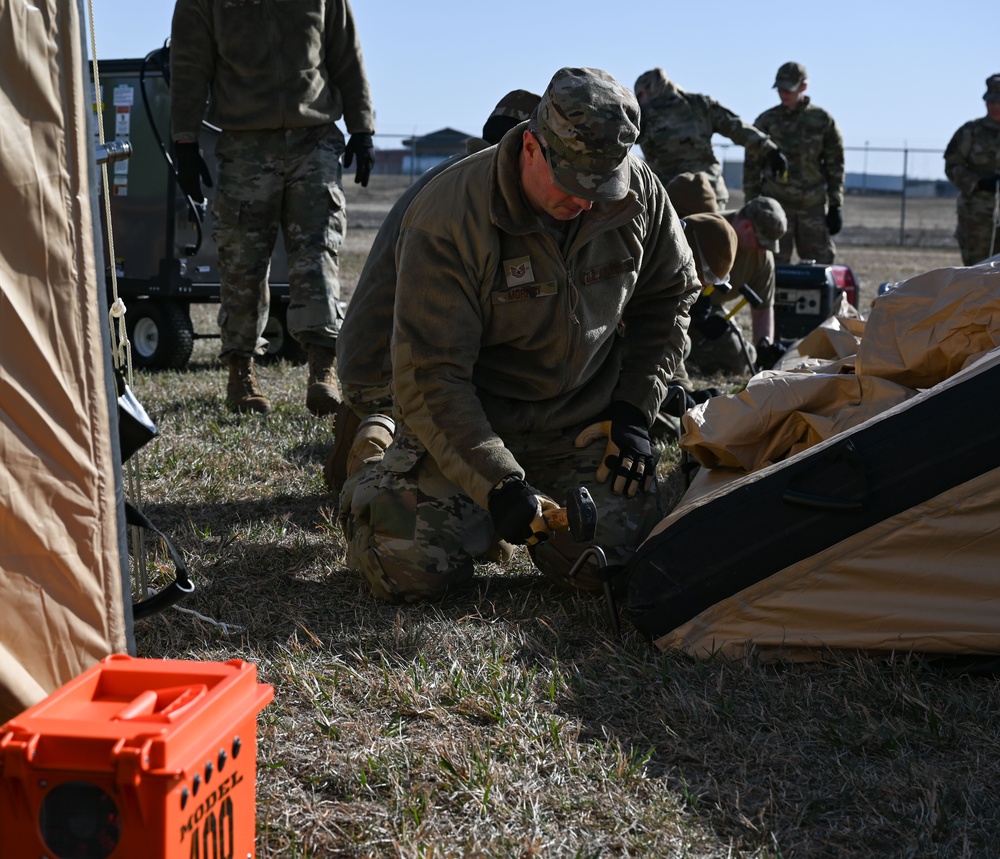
[647,262,1000,657]
[0,1,127,720]
[681,261,1000,472]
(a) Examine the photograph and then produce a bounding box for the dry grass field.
[127,175,1000,858]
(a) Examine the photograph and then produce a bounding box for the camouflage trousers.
[955,194,1000,265]
[774,201,835,264]
[213,124,347,358]
[687,313,757,376]
[339,422,664,603]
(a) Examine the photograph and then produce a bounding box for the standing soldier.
[745,62,844,264]
[169,0,375,415]
[944,74,1000,265]
[634,68,787,209]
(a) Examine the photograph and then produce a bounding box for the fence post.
[899,146,909,247]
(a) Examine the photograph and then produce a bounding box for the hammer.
[721,283,763,320]
[541,486,599,542]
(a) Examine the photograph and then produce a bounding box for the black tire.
[126,300,194,370]
[260,303,306,365]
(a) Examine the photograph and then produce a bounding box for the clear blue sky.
[88,0,997,180]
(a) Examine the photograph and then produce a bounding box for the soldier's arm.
[169,0,215,141]
[325,0,375,134]
[742,113,769,200]
[708,97,776,154]
[822,115,846,208]
[944,124,979,195]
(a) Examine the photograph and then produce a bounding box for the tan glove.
[528,494,561,546]
[346,414,395,478]
[574,420,614,483]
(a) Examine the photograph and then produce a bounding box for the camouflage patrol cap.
[684,213,738,287]
[984,74,1000,102]
[534,67,639,202]
[741,196,787,253]
[666,172,719,218]
[773,61,807,92]
[482,90,542,145]
[489,89,542,121]
[634,68,669,106]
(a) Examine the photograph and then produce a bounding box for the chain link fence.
[720,143,958,250]
[364,133,961,251]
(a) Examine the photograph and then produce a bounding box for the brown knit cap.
[666,171,719,218]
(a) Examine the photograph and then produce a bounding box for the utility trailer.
[92,51,302,369]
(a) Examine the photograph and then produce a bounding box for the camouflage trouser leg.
[688,313,756,375]
[777,202,835,264]
[340,423,663,601]
[956,198,1000,265]
[340,426,493,602]
[341,382,395,421]
[213,130,282,357]
[281,124,347,350]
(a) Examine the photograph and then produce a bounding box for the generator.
[92,49,301,370]
[774,262,860,342]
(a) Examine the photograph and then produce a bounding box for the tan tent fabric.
[0,1,127,721]
[777,292,864,367]
[856,260,1000,388]
[640,266,1000,658]
[681,264,1000,473]
[680,372,916,471]
[655,464,1000,658]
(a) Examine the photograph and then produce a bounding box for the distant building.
[401,127,472,174]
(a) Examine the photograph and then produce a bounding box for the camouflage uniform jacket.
[170,0,374,140]
[637,84,777,184]
[944,115,1000,201]
[390,125,699,509]
[338,138,492,395]
[745,97,844,209]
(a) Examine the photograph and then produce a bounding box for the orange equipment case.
[0,655,274,858]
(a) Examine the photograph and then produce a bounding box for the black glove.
[344,132,375,187]
[825,205,843,236]
[173,141,212,203]
[976,174,1000,193]
[604,401,656,497]
[767,148,789,179]
[755,337,787,371]
[694,312,730,341]
[488,475,543,545]
[690,293,713,324]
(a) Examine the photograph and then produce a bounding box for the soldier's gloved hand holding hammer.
[488,475,559,546]
[574,402,656,498]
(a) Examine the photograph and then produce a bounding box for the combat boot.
[226,354,271,414]
[305,343,340,416]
